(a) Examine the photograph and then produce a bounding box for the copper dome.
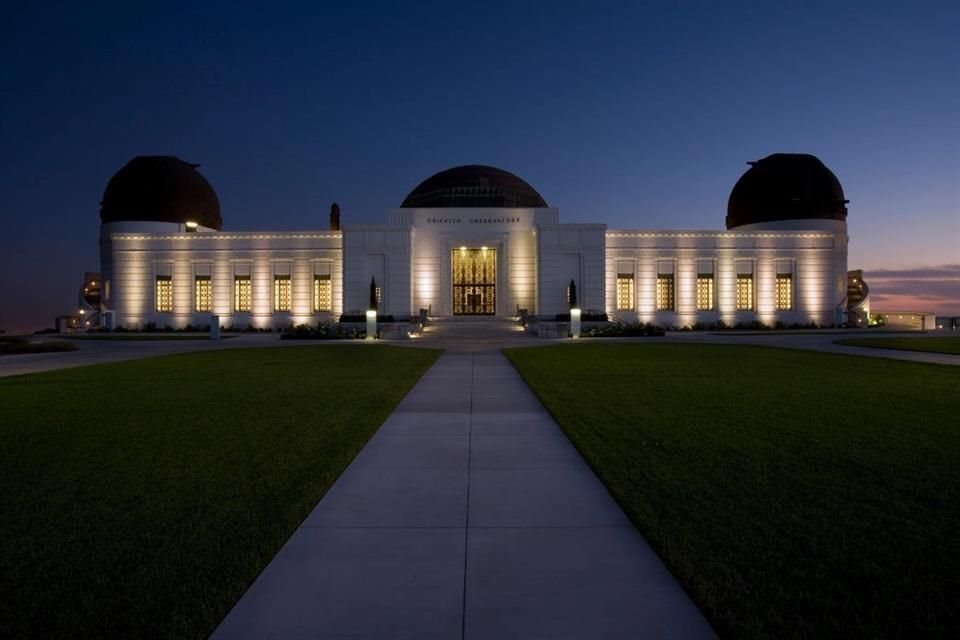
[100,156,222,229]
[401,165,548,208]
[726,153,847,229]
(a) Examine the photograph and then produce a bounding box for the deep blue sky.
[2,1,958,330]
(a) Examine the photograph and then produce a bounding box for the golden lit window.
[195,276,212,312]
[234,276,251,312]
[314,275,331,312]
[776,274,793,310]
[274,275,291,311]
[736,275,754,310]
[155,276,173,313]
[696,275,714,310]
[656,274,674,311]
[616,275,634,311]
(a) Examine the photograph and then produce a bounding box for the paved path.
[0,334,359,378]
[5,324,955,380]
[657,331,960,366]
[213,350,715,639]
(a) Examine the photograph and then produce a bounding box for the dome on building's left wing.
[100,156,222,229]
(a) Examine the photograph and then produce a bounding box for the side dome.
[726,153,847,229]
[401,164,548,208]
[100,156,222,229]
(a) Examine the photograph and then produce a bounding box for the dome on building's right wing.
[100,156,222,229]
[401,164,548,208]
[726,153,847,229]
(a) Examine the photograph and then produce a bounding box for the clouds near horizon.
[865,265,960,315]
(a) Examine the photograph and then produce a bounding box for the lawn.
[505,343,959,639]
[0,345,439,639]
[835,336,960,355]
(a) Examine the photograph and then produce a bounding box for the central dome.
[401,165,548,208]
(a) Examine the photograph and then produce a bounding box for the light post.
[366,277,378,340]
[568,278,581,339]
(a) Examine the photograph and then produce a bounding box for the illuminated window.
[314,275,331,312]
[656,274,674,311]
[776,273,793,310]
[736,275,754,310]
[375,286,382,305]
[155,276,173,313]
[234,276,251,312]
[274,275,291,311]
[696,274,714,310]
[195,276,212,312]
[616,274,634,311]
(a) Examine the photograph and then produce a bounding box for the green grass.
[835,336,960,355]
[504,343,960,639]
[0,345,440,639]
[0,337,78,355]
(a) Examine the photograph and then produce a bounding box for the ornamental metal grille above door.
[452,248,496,315]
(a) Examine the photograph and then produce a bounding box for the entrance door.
[452,248,496,315]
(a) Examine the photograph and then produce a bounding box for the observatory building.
[79,154,860,330]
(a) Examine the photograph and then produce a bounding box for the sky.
[1,1,958,331]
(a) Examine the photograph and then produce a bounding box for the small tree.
[568,279,578,308]
[369,277,378,311]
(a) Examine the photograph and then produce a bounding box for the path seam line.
[460,350,475,640]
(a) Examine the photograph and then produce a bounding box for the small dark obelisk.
[330,203,341,231]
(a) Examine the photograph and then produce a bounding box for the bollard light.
[570,307,582,339]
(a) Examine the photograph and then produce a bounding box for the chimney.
[330,203,341,231]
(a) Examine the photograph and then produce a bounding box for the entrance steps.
[418,316,534,349]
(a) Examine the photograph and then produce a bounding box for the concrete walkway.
[0,334,377,378]
[0,334,279,378]
[657,330,960,366]
[213,350,714,639]
[5,324,954,380]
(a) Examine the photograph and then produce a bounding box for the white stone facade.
[605,221,848,327]
[103,212,847,329]
[109,228,342,329]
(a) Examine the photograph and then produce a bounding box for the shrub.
[554,311,608,322]
[281,322,365,340]
[339,312,395,323]
[734,320,770,331]
[581,322,665,338]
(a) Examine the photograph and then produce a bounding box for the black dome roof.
[726,153,847,229]
[100,156,222,229]
[401,165,548,208]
